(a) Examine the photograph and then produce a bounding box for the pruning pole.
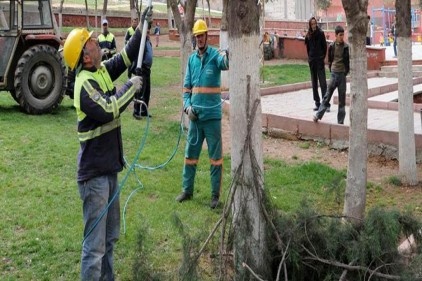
[137,0,153,69]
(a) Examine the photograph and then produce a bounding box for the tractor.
[0,0,67,114]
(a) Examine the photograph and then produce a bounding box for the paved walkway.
[151,34,422,157]
[261,77,422,134]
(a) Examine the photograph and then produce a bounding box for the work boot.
[176,192,192,202]
[210,196,219,209]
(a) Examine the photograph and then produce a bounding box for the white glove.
[141,6,153,25]
[102,48,110,56]
[185,106,197,121]
[130,76,143,92]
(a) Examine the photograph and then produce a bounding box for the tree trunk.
[167,1,173,29]
[228,1,270,280]
[220,0,229,90]
[129,0,137,20]
[168,0,197,128]
[58,0,65,37]
[102,0,108,19]
[84,0,90,29]
[396,0,418,185]
[341,0,369,225]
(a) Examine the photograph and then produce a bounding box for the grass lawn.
[261,63,331,87]
[0,59,411,280]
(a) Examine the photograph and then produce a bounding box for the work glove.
[141,6,153,26]
[185,106,197,121]
[130,76,143,92]
[101,48,110,56]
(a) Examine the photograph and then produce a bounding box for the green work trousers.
[182,119,222,198]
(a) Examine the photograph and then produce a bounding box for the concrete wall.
[265,0,314,20]
[277,36,386,70]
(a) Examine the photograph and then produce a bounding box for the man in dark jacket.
[305,17,328,111]
[62,7,152,280]
[313,25,350,125]
[98,19,117,61]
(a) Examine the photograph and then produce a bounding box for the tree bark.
[341,0,369,225]
[84,0,90,29]
[168,0,197,128]
[220,0,229,90]
[396,0,418,185]
[102,0,108,19]
[228,1,270,280]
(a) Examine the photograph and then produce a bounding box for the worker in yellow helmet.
[98,19,117,61]
[176,19,229,209]
[63,7,152,281]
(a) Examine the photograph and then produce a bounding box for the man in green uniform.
[175,19,229,209]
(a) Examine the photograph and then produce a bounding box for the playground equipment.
[372,7,421,45]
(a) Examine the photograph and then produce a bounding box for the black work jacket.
[305,27,327,62]
[328,42,350,76]
[74,28,143,182]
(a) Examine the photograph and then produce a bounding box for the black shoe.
[210,196,219,209]
[133,113,142,120]
[313,106,319,111]
[326,107,331,113]
[141,113,152,118]
[176,192,192,202]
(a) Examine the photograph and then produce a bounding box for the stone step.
[380,65,422,72]
[378,71,422,78]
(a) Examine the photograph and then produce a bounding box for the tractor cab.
[0,0,66,114]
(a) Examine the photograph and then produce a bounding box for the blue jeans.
[78,174,120,281]
[315,72,346,124]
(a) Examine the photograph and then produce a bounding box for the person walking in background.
[125,17,138,78]
[98,19,117,61]
[366,15,372,45]
[154,22,161,47]
[313,25,349,125]
[132,23,153,120]
[392,18,397,57]
[62,7,152,280]
[305,16,329,112]
[175,19,229,209]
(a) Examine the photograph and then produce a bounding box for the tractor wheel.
[14,45,65,114]
[9,90,19,103]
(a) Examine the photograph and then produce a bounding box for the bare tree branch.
[302,246,401,280]
[242,262,267,281]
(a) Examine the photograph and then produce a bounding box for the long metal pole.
[137,0,153,69]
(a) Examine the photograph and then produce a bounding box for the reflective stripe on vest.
[192,86,221,94]
[127,27,135,37]
[78,118,121,142]
[98,33,115,44]
[74,66,116,118]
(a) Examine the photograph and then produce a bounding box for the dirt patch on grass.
[220,112,422,216]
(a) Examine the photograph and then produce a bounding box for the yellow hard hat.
[63,28,93,70]
[192,19,208,36]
